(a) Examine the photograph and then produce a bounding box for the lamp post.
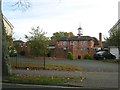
[43,49,46,70]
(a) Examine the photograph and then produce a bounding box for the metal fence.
[8,55,46,70]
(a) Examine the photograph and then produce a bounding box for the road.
[2,83,82,89]
[8,57,119,88]
[11,57,118,72]
[2,83,118,90]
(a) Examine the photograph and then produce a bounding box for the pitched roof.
[109,19,120,33]
[57,36,99,45]
[13,40,25,43]
[3,15,14,29]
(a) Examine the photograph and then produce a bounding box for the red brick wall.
[54,39,95,59]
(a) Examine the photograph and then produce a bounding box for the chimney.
[99,33,102,48]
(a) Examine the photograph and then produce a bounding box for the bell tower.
[77,26,83,38]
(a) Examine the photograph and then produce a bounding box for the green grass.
[5,75,86,85]
[7,75,64,85]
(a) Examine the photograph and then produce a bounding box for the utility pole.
[44,49,46,70]
[0,0,2,89]
[0,0,9,79]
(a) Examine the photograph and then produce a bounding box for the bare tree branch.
[11,0,31,11]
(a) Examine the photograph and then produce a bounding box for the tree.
[50,31,74,44]
[105,28,120,51]
[0,0,31,77]
[51,31,74,39]
[25,26,49,56]
[11,0,31,11]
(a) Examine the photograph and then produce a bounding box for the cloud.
[3,0,119,41]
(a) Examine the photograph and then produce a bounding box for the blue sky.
[2,0,119,41]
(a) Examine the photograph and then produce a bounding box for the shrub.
[84,53,91,60]
[67,52,73,60]
[47,51,52,57]
[47,53,50,57]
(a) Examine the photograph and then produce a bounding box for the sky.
[2,0,119,41]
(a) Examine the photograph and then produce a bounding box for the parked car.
[9,49,17,57]
[94,51,116,60]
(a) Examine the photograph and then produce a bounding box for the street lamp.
[44,49,46,70]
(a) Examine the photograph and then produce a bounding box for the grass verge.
[10,61,83,71]
[5,74,86,85]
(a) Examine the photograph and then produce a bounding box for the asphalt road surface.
[8,57,119,89]
[10,57,118,72]
[2,83,119,90]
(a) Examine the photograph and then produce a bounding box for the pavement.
[5,58,119,89]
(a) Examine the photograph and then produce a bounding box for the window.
[80,41,87,47]
[80,48,87,51]
[63,41,67,46]
[73,41,77,45]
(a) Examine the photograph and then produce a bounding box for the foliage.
[47,50,52,57]
[8,46,15,51]
[51,31,74,39]
[8,46,17,57]
[6,36,13,47]
[105,28,120,48]
[1,0,31,77]
[25,26,49,56]
[67,52,73,60]
[50,31,75,44]
[2,15,9,76]
[11,0,31,11]
[104,26,120,60]
[84,53,91,60]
